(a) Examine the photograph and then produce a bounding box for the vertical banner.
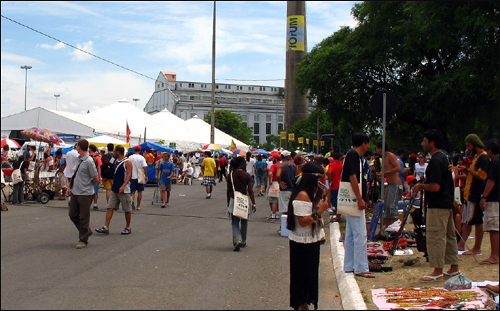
[298,137,304,144]
[289,133,295,141]
[287,15,305,51]
[313,140,318,146]
[306,138,310,144]
[281,131,287,140]
[321,141,325,146]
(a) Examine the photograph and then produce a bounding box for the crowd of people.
[2,130,498,310]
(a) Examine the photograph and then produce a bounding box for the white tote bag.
[231,172,249,220]
[133,156,146,184]
[268,181,280,198]
[337,159,363,217]
[12,169,23,184]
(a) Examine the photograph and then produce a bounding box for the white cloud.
[38,42,65,50]
[1,52,44,65]
[70,41,94,62]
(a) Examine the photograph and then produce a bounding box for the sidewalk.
[328,221,367,310]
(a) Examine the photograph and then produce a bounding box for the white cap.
[281,150,291,157]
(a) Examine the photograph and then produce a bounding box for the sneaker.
[76,241,87,249]
[132,202,135,210]
[233,241,243,251]
[121,227,131,235]
[95,226,109,234]
[161,205,166,208]
[206,194,211,199]
[266,214,278,220]
[93,205,98,211]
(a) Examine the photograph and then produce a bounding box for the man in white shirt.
[245,151,256,185]
[128,146,148,211]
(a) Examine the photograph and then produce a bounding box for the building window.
[158,84,160,89]
[254,136,260,144]
[266,115,271,122]
[225,85,231,90]
[266,123,271,135]
[254,114,259,122]
[242,115,247,122]
[188,83,195,88]
[278,115,284,122]
[278,123,284,132]
[216,85,219,89]
[161,83,164,87]
[254,123,259,134]
[179,83,183,87]
[259,87,266,91]
[248,86,254,91]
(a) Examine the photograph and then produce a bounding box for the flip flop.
[462,251,482,256]
[444,271,461,277]
[479,260,499,265]
[355,272,375,278]
[419,274,444,282]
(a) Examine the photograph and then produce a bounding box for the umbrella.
[251,148,270,157]
[202,144,221,151]
[231,149,246,157]
[1,138,21,149]
[21,127,62,144]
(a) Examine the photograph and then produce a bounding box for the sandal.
[443,271,461,277]
[355,272,375,278]
[419,274,444,282]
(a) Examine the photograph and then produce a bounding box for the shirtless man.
[376,140,403,232]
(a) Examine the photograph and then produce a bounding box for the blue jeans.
[344,210,369,274]
[231,214,248,245]
[255,172,265,188]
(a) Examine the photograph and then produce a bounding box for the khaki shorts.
[108,191,132,212]
[102,178,114,190]
[484,202,499,232]
[57,172,69,188]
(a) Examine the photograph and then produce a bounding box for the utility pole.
[210,1,216,144]
[285,1,308,149]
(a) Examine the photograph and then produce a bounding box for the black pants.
[289,240,320,310]
[68,195,93,244]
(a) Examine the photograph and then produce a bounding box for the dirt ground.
[339,223,499,309]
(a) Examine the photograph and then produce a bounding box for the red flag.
[126,120,131,143]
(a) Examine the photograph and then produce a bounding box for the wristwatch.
[481,195,487,200]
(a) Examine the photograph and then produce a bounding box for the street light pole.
[54,94,60,111]
[21,65,32,111]
[132,98,139,107]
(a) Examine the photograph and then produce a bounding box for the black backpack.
[101,153,116,179]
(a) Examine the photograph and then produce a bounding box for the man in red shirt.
[327,152,343,222]
[266,156,281,220]
[218,155,227,182]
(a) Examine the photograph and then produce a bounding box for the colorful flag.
[230,139,236,151]
[126,120,131,143]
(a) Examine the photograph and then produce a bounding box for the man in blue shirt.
[158,152,175,208]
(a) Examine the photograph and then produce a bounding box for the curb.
[329,222,367,310]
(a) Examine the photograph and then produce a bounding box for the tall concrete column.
[285,1,308,150]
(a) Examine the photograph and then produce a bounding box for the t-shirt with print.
[425,151,454,209]
[464,152,489,203]
[160,161,175,185]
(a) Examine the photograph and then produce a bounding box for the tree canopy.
[296,1,499,153]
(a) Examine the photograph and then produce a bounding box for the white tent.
[1,107,94,139]
[184,116,249,151]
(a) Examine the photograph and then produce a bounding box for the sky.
[1,1,360,118]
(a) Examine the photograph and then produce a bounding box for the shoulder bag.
[268,181,280,198]
[12,168,23,184]
[231,171,250,220]
[132,156,146,184]
[337,158,363,217]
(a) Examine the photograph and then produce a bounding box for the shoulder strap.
[114,158,129,173]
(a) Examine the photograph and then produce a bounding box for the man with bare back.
[376,140,403,232]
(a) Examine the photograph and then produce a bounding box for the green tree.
[203,110,254,146]
[297,1,499,152]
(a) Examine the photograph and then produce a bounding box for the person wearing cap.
[129,145,148,211]
[456,133,490,255]
[286,161,329,310]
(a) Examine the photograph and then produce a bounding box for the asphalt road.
[1,179,341,310]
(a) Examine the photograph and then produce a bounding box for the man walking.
[457,134,489,255]
[218,154,227,182]
[342,133,374,278]
[414,129,459,281]
[129,146,148,211]
[479,138,499,265]
[376,140,403,233]
[67,139,99,249]
[95,145,133,235]
[158,152,175,208]
[201,151,217,199]
[276,150,296,235]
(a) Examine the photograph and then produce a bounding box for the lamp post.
[210,1,216,144]
[132,98,139,107]
[21,65,32,111]
[54,94,60,110]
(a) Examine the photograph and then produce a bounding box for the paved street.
[1,179,341,310]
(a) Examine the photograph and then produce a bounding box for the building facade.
[144,71,287,145]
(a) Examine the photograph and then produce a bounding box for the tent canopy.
[127,142,178,155]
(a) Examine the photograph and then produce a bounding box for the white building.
[144,71,286,145]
